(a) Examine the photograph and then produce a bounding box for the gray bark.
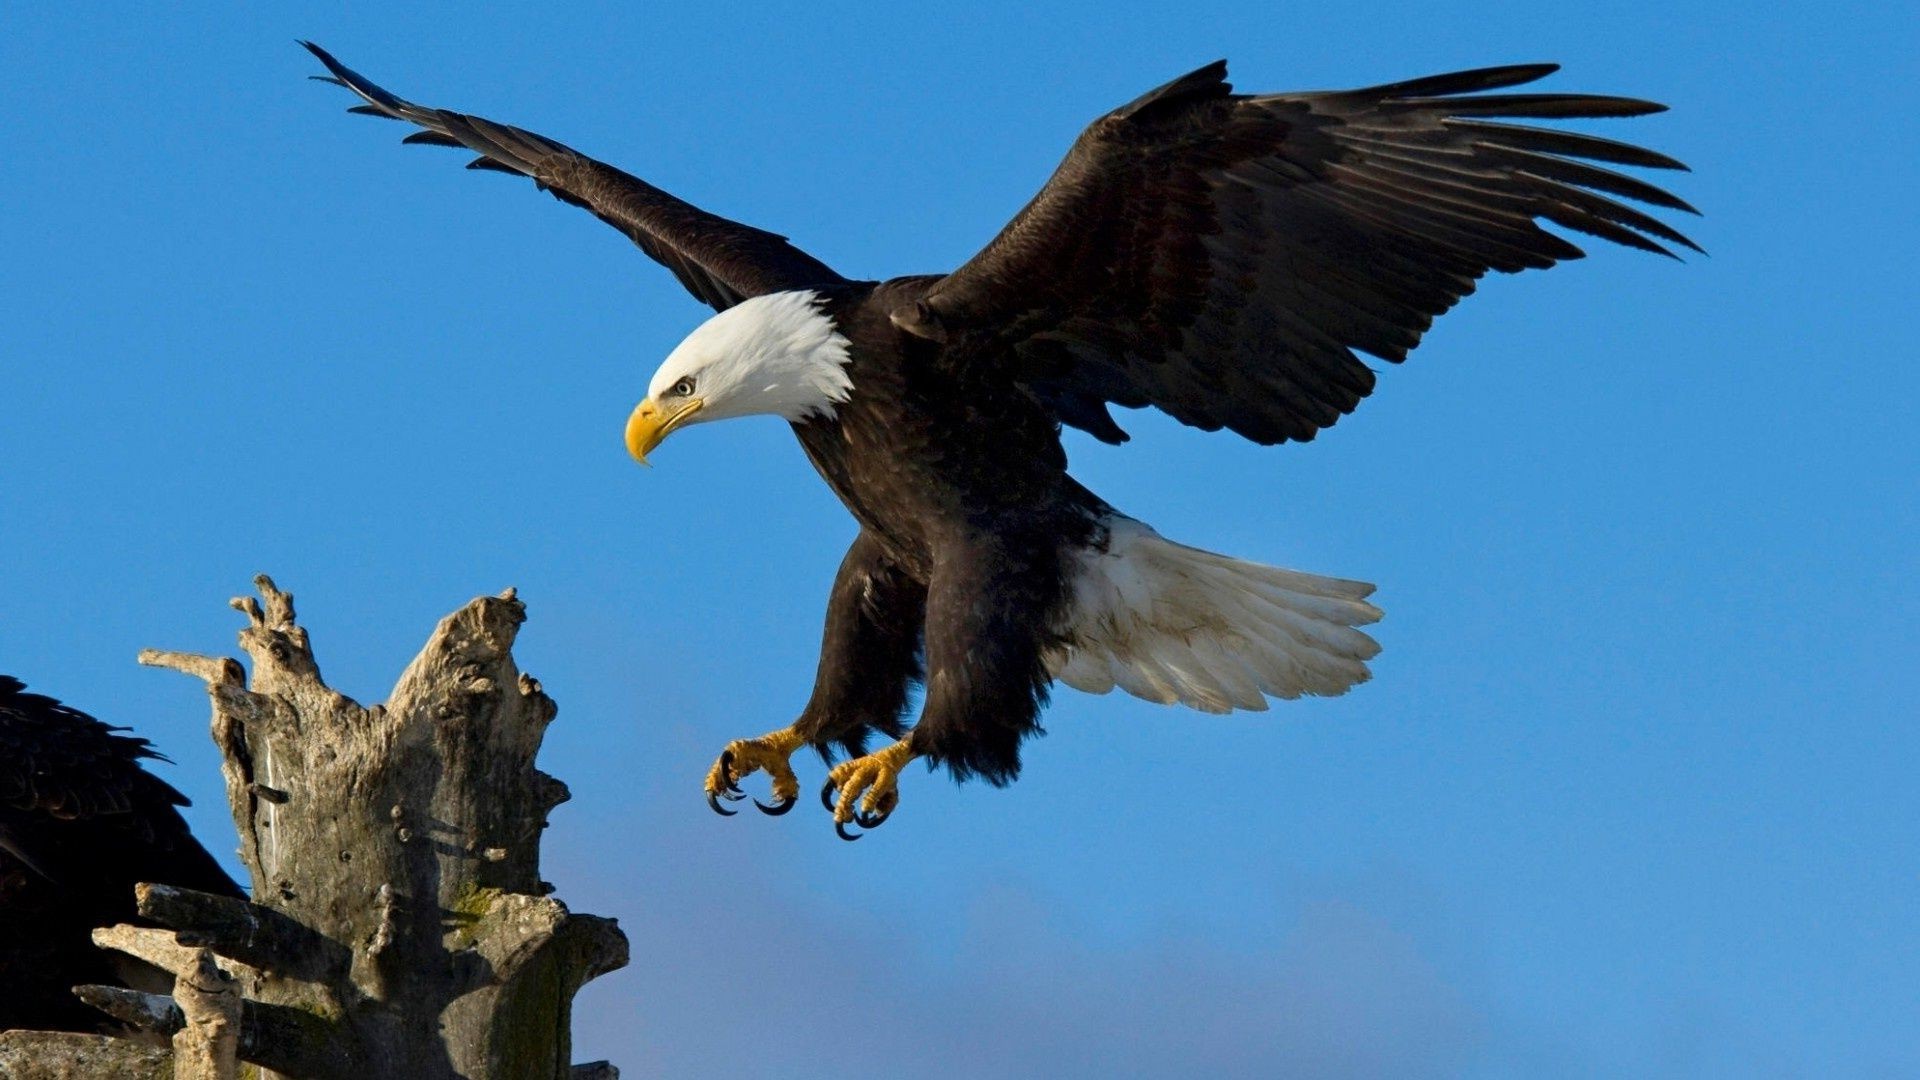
[9,576,628,1079]
[0,1031,172,1079]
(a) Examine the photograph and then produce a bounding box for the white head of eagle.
[626,290,853,463]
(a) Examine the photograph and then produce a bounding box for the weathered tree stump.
[5,576,627,1079]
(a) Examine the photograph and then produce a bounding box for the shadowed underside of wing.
[899,61,1699,445]
[303,42,846,312]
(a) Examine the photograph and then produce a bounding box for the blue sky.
[2,2,1914,1077]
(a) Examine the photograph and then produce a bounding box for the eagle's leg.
[705,531,925,821]
[910,530,1062,778]
[821,531,1065,839]
[822,737,917,840]
[705,725,807,816]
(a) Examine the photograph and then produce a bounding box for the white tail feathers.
[1045,517,1383,714]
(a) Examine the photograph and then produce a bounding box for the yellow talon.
[825,738,916,830]
[705,725,807,816]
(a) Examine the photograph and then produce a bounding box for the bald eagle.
[306,44,1695,838]
[0,676,242,1033]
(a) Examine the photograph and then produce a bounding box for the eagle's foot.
[820,738,916,841]
[705,725,806,817]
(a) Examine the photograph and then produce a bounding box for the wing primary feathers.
[1540,180,1703,253]
[1332,174,1562,269]
[302,41,405,111]
[1449,118,1691,170]
[1474,144,1700,213]
[1341,63,1561,99]
[1537,203,1679,258]
[401,130,463,148]
[1397,93,1668,118]
[303,40,846,312]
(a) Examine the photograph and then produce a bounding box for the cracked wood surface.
[11,577,628,1079]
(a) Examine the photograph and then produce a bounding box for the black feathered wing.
[1,676,242,1033]
[0,676,239,896]
[895,62,1699,444]
[304,42,848,311]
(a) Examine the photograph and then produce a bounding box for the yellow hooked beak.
[625,397,705,465]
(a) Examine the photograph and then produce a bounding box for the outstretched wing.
[895,62,1698,444]
[304,42,847,311]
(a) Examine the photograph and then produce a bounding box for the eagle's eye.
[670,376,697,398]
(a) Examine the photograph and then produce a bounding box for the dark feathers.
[899,61,1697,444]
[301,41,847,312]
[0,676,242,1034]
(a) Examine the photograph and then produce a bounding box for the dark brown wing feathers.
[0,676,237,892]
[304,42,845,312]
[1,676,243,1033]
[903,61,1697,445]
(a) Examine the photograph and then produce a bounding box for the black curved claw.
[854,804,892,830]
[821,780,840,813]
[755,794,796,817]
[717,750,745,796]
[835,820,863,842]
[707,792,738,817]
